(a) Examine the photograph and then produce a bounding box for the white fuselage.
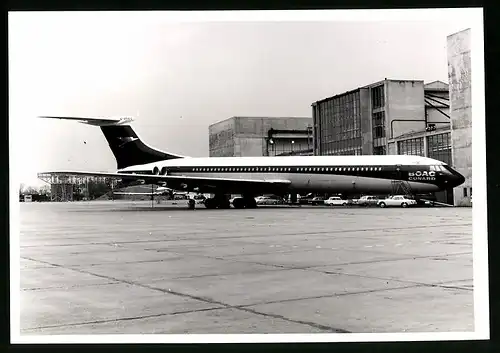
[120,155,446,194]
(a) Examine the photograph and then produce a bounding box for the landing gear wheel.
[218,200,231,209]
[233,198,245,209]
[244,198,257,209]
[204,198,217,209]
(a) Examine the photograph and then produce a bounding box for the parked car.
[377,195,417,208]
[311,196,325,205]
[255,196,283,205]
[324,196,348,206]
[298,194,315,205]
[357,195,379,207]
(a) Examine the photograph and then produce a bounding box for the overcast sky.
[9,9,481,187]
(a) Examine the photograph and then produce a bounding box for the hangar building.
[209,116,313,157]
[311,79,451,157]
[311,78,454,203]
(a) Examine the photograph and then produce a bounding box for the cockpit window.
[431,165,448,172]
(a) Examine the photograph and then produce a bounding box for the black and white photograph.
[9,8,488,344]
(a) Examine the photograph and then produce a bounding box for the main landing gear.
[203,194,257,209]
[204,194,230,209]
[232,196,257,209]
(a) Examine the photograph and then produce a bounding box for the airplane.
[38,116,465,209]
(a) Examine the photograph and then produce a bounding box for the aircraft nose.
[441,165,465,188]
[452,171,466,187]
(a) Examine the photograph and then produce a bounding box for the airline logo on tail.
[117,137,139,147]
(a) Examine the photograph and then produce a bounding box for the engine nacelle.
[152,166,160,175]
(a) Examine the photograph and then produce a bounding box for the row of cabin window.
[188,166,384,172]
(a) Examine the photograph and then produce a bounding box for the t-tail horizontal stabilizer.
[38,116,134,126]
[38,115,185,169]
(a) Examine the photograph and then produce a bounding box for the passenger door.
[393,164,403,181]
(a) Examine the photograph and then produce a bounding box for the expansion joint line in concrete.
[184,253,474,294]
[234,284,424,308]
[21,281,120,291]
[19,222,472,248]
[302,268,474,292]
[21,307,222,331]
[20,256,350,333]
[196,251,471,273]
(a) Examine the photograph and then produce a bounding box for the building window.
[427,132,451,165]
[371,85,385,109]
[315,90,362,156]
[373,146,386,155]
[463,188,468,197]
[470,187,472,196]
[372,111,386,138]
[398,137,425,156]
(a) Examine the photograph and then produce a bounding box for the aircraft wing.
[42,170,292,193]
[113,192,165,195]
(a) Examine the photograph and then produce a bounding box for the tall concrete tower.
[447,28,472,206]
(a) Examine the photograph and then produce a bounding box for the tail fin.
[39,116,184,169]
